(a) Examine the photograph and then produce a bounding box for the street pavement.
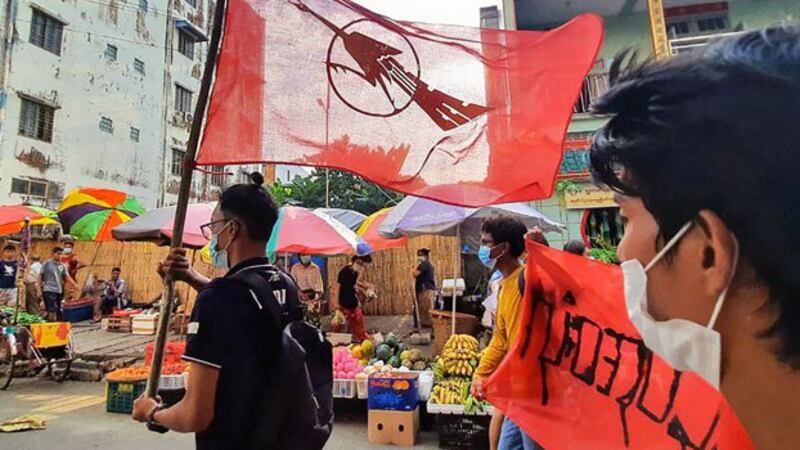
[1,378,440,449]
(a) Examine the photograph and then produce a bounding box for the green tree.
[269,169,402,215]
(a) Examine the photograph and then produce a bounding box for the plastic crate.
[437,413,491,450]
[62,303,93,323]
[333,379,356,399]
[356,378,369,399]
[106,381,146,414]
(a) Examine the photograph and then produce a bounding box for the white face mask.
[622,221,738,389]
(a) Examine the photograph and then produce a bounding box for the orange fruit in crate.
[393,380,410,391]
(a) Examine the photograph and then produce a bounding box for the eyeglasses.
[200,219,231,240]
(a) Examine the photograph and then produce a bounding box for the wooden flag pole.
[145,0,228,399]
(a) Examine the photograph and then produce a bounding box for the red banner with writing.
[484,243,754,449]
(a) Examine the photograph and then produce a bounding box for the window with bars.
[105,44,118,61]
[30,9,64,56]
[210,166,225,187]
[178,30,195,60]
[11,178,48,198]
[130,127,140,142]
[171,148,185,176]
[186,0,197,7]
[697,16,728,32]
[139,0,148,12]
[99,117,113,134]
[134,58,145,75]
[175,85,193,113]
[19,98,55,142]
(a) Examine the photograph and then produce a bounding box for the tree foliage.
[267,169,402,215]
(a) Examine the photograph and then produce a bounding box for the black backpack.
[229,267,334,450]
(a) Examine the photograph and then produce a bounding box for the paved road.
[1,379,440,449]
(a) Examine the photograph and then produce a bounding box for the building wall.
[0,0,169,208]
[515,0,800,249]
[0,0,262,210]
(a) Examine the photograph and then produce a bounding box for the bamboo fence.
[326,235,460,316]
[15,234,458,317]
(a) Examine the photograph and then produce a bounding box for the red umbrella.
[356,208,407,251]
[0,205,58,236]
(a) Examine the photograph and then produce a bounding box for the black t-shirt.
[0,260,17,289]
[182,257,299,450]
[337,265,359,310]
[415,260,436,294]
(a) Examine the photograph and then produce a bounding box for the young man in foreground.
[588,25,800,449]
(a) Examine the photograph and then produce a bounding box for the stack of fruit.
[438,334,481,378]
[333,347,364,380]
[429,377,470,405]
[399,348,429,371]
[348,339,374,366]
[371,333,406,369]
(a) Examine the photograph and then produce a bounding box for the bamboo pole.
[145,0,228,399]
[451,225,459,335]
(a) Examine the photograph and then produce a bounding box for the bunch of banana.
[432,358,446,382]
[429,377,471,404]
[440,334,481,377]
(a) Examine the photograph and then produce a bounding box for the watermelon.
[376,344,392,362]
[385,333,398,349]
[388,356,401,368]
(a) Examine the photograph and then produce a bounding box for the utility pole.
[647,0,671,59]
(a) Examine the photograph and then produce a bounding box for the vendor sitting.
[101,267,128,315]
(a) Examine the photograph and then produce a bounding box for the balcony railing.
[669,31,744,55]
[573,72,610,115]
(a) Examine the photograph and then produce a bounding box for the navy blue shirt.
[415,260,436,294]
[0,260,17,289]
[182,258,300,450]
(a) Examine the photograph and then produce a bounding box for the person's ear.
[695,210,738,300]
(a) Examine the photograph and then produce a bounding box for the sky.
[353,0,503,27]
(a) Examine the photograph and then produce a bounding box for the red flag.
[484,243,754,449]
[197,0,603,206]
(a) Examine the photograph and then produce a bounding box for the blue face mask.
[209,221,233,270]
[209,234,229,269]
[478,245,497,270]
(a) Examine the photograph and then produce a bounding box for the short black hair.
[352,254,373,264]
[3,244,15,252]
[219,172,278,242]
[52,246,63,254]
[590,25,800,367]
[481,216,527,258]
[112,267,121,272]
[563,240,586,256]
[417,248,430,256]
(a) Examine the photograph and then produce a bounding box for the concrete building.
[0,0,266,210]
[503,0,800,250]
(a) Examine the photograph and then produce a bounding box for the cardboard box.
[368,407,419,447]
[367,372,419,411]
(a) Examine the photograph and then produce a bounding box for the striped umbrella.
[57,188,145,241]
[357,208,408,251]
[0,205,58,235]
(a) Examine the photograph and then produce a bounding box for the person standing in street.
[40,247,79,321]
[133,173,331,449]
[471,216,541,450]
[0,244,18,307]
[336,255,371,342]
[412,247,436,328]
[563,239,589,257]
[61,240,85,301]
[24,255,42,315]
[291,255,325,328]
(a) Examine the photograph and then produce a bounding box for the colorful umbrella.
[57,188,145,241]
[314,208,367,231]
[200,206,372,263]
[0,205,58,235]
[357,208,408,251]
[111,203,215,248]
